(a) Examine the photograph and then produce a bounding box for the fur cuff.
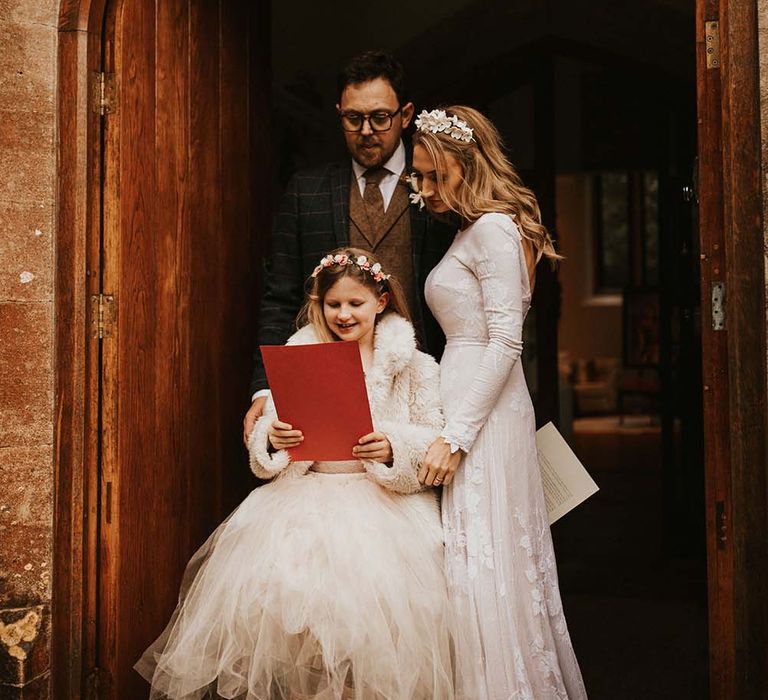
[248,415,291,479]
[363,420,437,494]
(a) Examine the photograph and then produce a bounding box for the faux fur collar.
[285,313,417,381]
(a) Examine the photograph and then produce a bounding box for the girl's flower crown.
[415,109,474,143]
[311,253,392,283]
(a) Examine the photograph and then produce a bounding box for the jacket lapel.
[350,179,411,249]
[348,182,376,247]
[365,314,416,414]
[379,185,410,240]
[403,152,426,282]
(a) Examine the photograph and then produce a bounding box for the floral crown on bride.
[312,253,392,283]
[415,109,474,143]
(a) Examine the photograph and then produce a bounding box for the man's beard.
[353,138,392,168]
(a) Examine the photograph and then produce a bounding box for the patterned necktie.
[363,167,387,220]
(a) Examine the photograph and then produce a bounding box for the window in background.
[643,171,659,286]
[593,170,659,294]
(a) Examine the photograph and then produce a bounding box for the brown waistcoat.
[348,175,416,315]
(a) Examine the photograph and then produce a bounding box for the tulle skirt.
[135,471,455,699]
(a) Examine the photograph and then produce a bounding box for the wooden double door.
[55,0,766,698]
[82,0,269,696]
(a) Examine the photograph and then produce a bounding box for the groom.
[243,50,454,441]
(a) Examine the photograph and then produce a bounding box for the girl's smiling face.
[323,276,388,346]
[412,143,464,214]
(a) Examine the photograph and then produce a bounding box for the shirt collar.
[352,140,406,181]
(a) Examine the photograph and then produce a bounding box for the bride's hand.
[268,420,303,451]
[418,438,462,487]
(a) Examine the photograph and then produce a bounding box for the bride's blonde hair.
[413,105,561,264]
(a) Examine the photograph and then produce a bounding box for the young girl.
[136,248,454,699]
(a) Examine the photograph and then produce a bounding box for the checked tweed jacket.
[250,159,455,395]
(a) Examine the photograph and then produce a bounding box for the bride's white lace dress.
[425,213,587,699]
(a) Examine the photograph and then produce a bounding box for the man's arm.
[250,174,304,395]
[244,175,304,444]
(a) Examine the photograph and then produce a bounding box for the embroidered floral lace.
[425,213,587,699]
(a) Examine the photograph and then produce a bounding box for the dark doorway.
[270,1,708,698]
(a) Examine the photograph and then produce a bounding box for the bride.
[412,107,588,699]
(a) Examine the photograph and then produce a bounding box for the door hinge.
[711,282,725,331]
[715,500,727,549]
[92,71,116,115]
[91,294,116,339]
[705,21,720,69]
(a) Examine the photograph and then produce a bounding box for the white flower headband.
[415,109,474,143]
[312,253,391,283]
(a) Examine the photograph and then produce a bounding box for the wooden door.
[696,0,768,697]
[86,0,270,695]
[695,3,734,697]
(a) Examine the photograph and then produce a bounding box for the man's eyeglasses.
[339,106,402,132]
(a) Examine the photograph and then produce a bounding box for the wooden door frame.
[54,1,108,697]
[696,0,768,697]
[53,0,767,698]
[717,0,768,694]
[54,1,273,695]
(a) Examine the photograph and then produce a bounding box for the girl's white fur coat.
[248,313,443,494]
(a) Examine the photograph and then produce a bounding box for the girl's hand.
[352,432,393,464]
[418,438,462,487]
[268,420,303,451]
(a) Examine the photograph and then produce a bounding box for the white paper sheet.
[536,422,599,524]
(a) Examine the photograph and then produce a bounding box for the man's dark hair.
[337,50,408,105]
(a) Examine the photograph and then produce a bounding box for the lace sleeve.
[441,217,525,453]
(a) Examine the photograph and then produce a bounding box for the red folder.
[260,342,374,461]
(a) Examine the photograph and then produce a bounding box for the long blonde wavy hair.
[412,105,561,265]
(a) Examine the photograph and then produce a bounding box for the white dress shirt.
[351,140,406,212]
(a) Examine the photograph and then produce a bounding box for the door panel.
[96,0,267,695]
[695,1,734,697]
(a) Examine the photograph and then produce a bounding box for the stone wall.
[0,1,58,697]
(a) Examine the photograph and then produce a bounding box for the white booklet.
[536,422,599,524]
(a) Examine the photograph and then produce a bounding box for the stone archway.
[0,1,101,696]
